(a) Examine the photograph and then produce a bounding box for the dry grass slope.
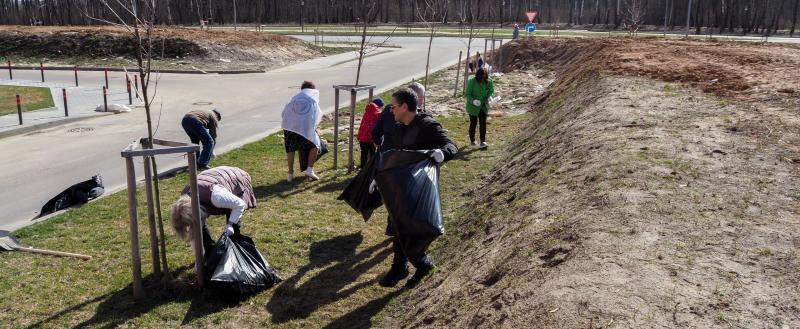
[381,38,800,328]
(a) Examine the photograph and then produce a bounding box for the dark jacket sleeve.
[425,121,458,162]
[372,109,387,145]
[208,117,218,139]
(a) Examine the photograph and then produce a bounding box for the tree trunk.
[792,0,799,37]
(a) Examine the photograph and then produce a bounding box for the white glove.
[223,224,235,236]
[369,180,377,194]
[472,99,482,107]
[431,149,445,163]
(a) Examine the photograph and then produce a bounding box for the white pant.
[210,185,246,224]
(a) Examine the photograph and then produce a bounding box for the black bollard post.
[74,65,79,87]
[134,75,139,99]
[16,94,22,125]
[63,88,69,117]
[103,86,108,112]
[6,60,11,80]
[104,69,109,88]
[39,62,44,82]
[127,76,132,105]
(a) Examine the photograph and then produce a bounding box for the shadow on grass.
[254,169,349,200]
[322,289,403,329]
[266,232,392,324]
[453,147,483,162]
[25,265,246,328]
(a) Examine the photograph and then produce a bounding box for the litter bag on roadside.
[39,175,104,217]
[299,137,328,172]
[337,154,383,221]
[204,233,281,295]
[374,150,444,257]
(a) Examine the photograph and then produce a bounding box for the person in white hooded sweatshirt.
[281,81,323,181]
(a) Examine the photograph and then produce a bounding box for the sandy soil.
[0,26,320,71]
[381,38,800,328]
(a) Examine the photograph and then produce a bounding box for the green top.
[465,77,495,116]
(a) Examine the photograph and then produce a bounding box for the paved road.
[0,35,475,231]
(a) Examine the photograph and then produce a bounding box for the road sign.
[526,23,537,33]
[526,11,538,23]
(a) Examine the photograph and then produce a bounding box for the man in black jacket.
[376,88,458,289]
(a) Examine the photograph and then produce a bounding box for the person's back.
[357,101,382,143]
[181,166,256,214]
[372,105,397,152]
[390,111,457,159]
[185,109,219,137]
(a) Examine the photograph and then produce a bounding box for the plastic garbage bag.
[39,175,104,217]
[374,150,444,258]
[299,137,328,172]
[337,154,383,221]
[95,104,132,113]
[204,233,281,295]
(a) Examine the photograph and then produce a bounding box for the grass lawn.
[0,85,54,116]
[0,70,528,328]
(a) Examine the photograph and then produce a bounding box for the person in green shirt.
[465,68,494,148]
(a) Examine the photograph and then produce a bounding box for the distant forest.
[1,0,798,36]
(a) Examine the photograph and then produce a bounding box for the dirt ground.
[381,38,800,328]
[0,26,320,71]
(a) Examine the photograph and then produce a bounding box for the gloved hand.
[223,224,235,236]
[369,180,377,194]
[431,149,445,163]
[472,99,482,107]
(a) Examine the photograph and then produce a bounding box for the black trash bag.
[374,150,444,258]
[39,175,104,217]
[337,154,383,221]
[204,233,281,295]
[299,138,328,172]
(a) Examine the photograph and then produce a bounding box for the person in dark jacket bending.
[170,166,256,253]
[372,88,458,289]
[181,109,221,170]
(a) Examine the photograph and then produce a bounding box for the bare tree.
[623,0,646,36]
[417,0,439,91]
[89,0,172,283]
[459,0,481,95]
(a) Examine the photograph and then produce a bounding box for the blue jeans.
[181,116,215,167]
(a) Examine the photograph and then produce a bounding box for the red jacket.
[357,102,382,143]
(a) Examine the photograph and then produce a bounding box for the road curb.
[0,112,114,139]
[7,66,265,75]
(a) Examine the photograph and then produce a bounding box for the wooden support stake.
[463,51,470,93]
[348,89,357,173]
[333,88,340,169]
[454,51,463,97]
[125,156,143,299]
[142,156,162,277]
[186,153,205,288]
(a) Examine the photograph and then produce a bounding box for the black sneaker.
[404,263,435,289]
[198,165,211,171]
[378,264,409,287]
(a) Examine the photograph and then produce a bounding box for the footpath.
[0,77,135,138]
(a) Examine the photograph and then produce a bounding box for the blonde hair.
[170,195,208,241]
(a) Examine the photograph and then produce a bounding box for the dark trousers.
[386,216,431,269]
[359,142,375,168]
[181,116,215,167]
[469,110,487,143]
